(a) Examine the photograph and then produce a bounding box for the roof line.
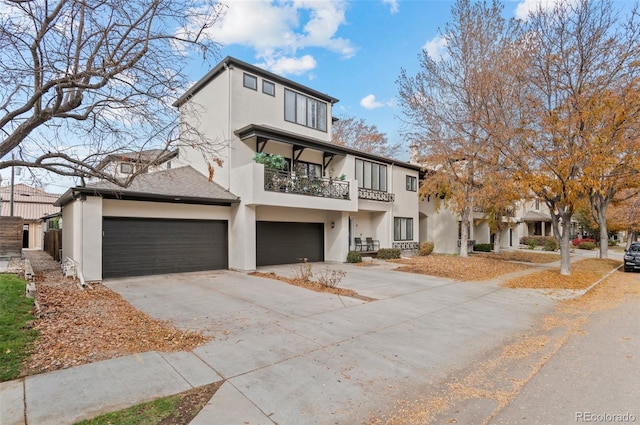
[173,56,340,107]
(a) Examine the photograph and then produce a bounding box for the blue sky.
[0,0,562,192]
[186,0,545,162]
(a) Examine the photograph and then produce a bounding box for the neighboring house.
[418,192,581,253]
[0,183,61,249]
[94,149,178,181]
[56,56,421,281]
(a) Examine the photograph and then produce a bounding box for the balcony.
[264,168,350,200]
[358,187,395,202]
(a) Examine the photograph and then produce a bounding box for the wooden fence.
[0,216,23,257]
[44,229,62,262]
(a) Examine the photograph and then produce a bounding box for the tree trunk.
[493,232,501,252]
[460,207,470,258]
[626,231,638,249]
[551,210,573,275]
[597,202,609,259]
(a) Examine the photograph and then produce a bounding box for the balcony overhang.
[234,124,423,171]
[235,124,348,157]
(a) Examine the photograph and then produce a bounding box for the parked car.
[623,242,640,272]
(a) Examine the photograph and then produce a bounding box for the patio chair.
[354,237,365,251]
[366,237,380,251]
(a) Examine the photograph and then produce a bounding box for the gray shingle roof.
[56,166,239,207]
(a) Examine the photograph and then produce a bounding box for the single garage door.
[256,221,324,266]
[103,218,227,278]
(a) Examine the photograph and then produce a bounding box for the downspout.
[225,61,232,191]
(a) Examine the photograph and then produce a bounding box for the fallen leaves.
[22,251,210,376]
[501,258,622,290]
[391,254,532,281]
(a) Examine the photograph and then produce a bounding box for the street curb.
[581,264,623,297]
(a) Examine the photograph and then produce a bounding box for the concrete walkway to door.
[97,261,560,424]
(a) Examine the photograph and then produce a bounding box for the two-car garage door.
[102,218,228,279]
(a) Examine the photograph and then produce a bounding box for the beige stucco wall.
[419,198,460,254]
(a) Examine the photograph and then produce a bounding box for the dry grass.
[391,254,532,281]
[501,258,621,290]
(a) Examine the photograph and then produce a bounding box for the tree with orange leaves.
[501,0,640,274]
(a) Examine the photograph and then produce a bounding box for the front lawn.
[391,254,533,281]
[501,258,622,290]
[0,274,38,381]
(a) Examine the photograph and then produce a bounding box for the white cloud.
[257,55,317,76]
[382,0,399,14]
[514,0,578,20]
[360,94,394,110]
[423,36,448,60]
[185,0,355,75]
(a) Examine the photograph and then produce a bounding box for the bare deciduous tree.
[0,0,226,186]
[397,0,519,257]
[331,115,401,158]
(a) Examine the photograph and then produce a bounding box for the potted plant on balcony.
[254,153,288,192]
[253,152,286,170]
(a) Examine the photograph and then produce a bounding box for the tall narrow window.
[406,175,417,191]
[296,93,307,125]
[285,90,296,122]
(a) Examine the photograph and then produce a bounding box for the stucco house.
[56,56,421,281]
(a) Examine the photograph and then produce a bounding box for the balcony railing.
[358,188,395,202]
[264,169,350,200]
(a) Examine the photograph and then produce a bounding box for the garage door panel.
[256,221,324,266]
[103,218,227,278]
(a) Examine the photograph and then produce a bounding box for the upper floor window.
[406,175,417,191]
[243,73,257,90]
[355,158,387,192]
[535,199,540,210]
[262,80,275,96]
[120,162,134,174]
[284,89,327,132]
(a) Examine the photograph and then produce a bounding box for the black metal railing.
[358,187,395,202]
[392,242,419,250]
[264,169,350,200]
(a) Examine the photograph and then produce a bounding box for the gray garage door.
[256,221,324,266]
[103,218,227,278]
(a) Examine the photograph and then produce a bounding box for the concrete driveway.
[104,262,559,424]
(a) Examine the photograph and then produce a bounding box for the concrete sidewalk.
[0,351,222,425]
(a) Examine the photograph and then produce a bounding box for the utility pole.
[10,152,15,216]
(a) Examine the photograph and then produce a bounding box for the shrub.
[526,239,537,250]
[543,239,558,251]
[293,259,313,281]
[346,251,362,263]
[316,268,347,288]
[419,242,434,256]
[473,243,492,252]
[578,241,596,250]
[572,238,595,247]
[377,248,401,259]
